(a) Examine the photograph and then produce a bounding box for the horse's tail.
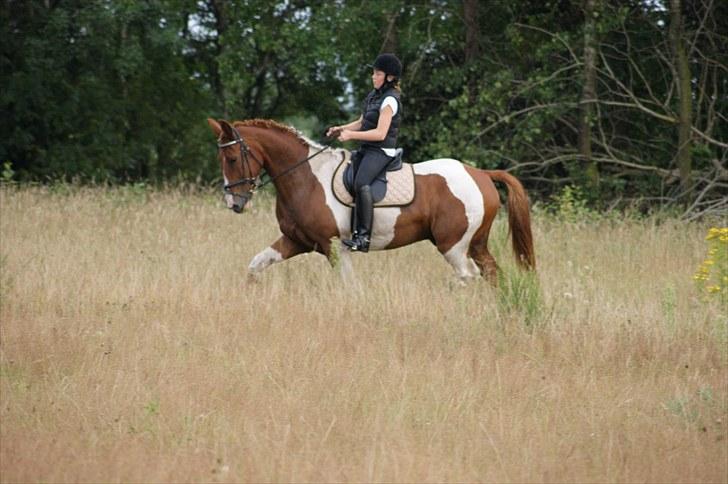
[485,170,536,270]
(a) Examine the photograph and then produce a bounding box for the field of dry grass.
[1,185,726,483]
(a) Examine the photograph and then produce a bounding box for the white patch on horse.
[248,246,283,274]
[414,159,484,278]
[223,174,235,209]
[307,147,351,237]
[369,206,400,250]
[307,147,401,250]
[443,249,482,279]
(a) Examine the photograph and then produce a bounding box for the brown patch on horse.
[464,166,501,281]
[234,122,340,255]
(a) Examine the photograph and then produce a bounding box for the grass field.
[1,185,726,483]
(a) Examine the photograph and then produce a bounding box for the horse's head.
[207,118,266,213]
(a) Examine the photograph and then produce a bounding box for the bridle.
[217,125,330,209]
[218,127,264,209]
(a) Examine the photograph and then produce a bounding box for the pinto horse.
[207,118,535,282]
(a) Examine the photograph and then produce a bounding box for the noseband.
[217,125,330,208]
[218,128,263,207]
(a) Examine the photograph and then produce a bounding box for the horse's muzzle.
[225,192,251,213]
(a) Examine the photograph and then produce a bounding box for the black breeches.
[352,147,391,191]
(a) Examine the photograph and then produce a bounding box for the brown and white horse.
[207,118,535,282]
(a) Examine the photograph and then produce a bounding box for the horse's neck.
[245,127,342,204]
[252,131,318,194]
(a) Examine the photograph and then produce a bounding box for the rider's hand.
[326,126,342,138]
[338,129,353,142]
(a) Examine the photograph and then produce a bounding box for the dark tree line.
[1,0,725,216]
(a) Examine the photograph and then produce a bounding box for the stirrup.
[343,234,370,253]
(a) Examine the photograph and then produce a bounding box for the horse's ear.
[219,120,237,141]
[207,118,222,137]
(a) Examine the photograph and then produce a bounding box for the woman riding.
[326,53,403,252]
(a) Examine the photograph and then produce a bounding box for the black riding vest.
[359,86,401,149]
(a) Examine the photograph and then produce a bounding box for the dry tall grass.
[1,186,726,483]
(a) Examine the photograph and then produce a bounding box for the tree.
[1,0,724,219]
[179,0,230,118]
[669,0,693,201]
[0,1,214,182]
[578,0,600,191]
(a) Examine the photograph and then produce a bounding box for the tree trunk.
[579,0,599,191]
[464,0,479,63]
[463,0,479,103]
[669,0,693,200]
[381,8,399,54]
[210,0,229,118]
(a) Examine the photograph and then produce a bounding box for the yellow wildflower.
[706,227,728,240]
[695,227,728,300]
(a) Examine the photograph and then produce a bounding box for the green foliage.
[2,162,15,184]
[546,185,596,223]
[327,237,341,270]
[664,386,719,430]
[497,268,544,328]
[143,399,160,417]
[665,396,699,424]
[1,1,213,182]
[1,0,725,211]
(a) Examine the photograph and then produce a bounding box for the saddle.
[332,149,416,207]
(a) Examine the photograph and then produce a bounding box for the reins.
[255,145,330,190]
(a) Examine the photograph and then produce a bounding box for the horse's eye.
[226,157,236,164]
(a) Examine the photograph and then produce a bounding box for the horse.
[207,118,535,283]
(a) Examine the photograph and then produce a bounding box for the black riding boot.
[343,185,373,252]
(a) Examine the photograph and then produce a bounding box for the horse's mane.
[233,119,323,149]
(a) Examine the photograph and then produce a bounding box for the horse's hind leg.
[432,207,482,282]
[439,242,481,282]
[470,239,499,285]
[439,232,498,284]
[468,207,499,286]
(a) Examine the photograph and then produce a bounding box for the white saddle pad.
[331,155,416,208]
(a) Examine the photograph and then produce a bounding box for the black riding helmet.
[369,53,402,78]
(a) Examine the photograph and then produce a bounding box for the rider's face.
[371,69,386,89]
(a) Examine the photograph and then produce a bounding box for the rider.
[326,53,403,252]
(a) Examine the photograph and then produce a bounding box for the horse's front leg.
[248,235,308,279]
